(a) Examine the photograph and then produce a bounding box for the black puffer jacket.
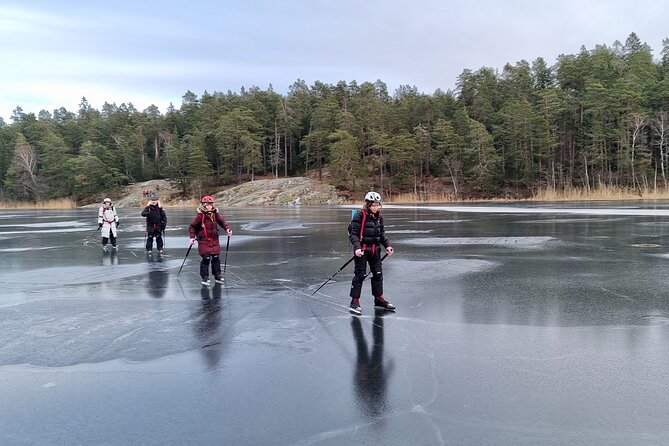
[141,204,167,230]
[349,210,390,251]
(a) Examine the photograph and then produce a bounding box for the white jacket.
[98,205,119,238]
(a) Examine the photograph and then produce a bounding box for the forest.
[1,32,669,203]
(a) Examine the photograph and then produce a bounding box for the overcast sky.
[2,0,668,122]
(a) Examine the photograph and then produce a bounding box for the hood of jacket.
[196,205,219,214]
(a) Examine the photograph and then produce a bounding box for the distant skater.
[348,191,395,315]
[97,197,119,251]
[141,192,167,254]
[188,195,232,286]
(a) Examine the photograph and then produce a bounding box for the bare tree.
[652,111,669,189]
[10,134,43,200]
[628,114,646,191]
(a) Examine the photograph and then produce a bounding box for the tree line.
[1,32,669,202]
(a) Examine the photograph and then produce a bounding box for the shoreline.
[3,195,669,210]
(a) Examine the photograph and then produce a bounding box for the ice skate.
[374,295,395,311]
[349,297,362,315]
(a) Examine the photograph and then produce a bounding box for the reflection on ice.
[410,219,470,224]
[351,314,393,421]
[392,258,496,280]
[393,204,669,216]
[0,227,91,235]
[517,217,625,224]
[0,299,224,367]
[0,263,180,286]
[0,246,59,253]
[241,220,306,231]
[400,236,553,248]
[0,221,91,228]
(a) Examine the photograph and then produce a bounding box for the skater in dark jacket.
[141,192,167,253]
[188,195,232,286]
[348,191,395,315]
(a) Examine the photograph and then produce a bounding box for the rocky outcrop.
[97,177,345,207]
[112,180,181,208]
[212,177,345,206]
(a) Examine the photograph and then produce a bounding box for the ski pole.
[222,235,230,277]
[312,255,356,295]
[177,244,193,276]
[362,252,389,280]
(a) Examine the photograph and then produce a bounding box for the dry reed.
[385,185,669,204]
[532,185,669,201]
[0,198,78,209]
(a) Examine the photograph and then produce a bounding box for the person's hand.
[116,221,120,228]
[189,238,196,246]
[386,246,394,256]
[146,201,152,207]
[355,248,364,257]
[98,223,102,230]
[226,228,232,236]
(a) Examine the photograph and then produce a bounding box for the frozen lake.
[3,202,669,445]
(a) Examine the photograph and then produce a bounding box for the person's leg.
[349,255,367,314]
[212,254,222,280]
[109,232,117,247]
[370,250,394,309]
[369,251,383,298]
[156,233,164,251]
[349,255,367,299]
[102,236,109,247]
[146,235,154,251]
[200,255,211,280]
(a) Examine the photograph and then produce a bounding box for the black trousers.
[146,233,164,250]
[102,233,117,247]
[200,254,221,279]
[349,248,383,298]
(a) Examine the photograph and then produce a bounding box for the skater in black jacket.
[348,191,395,315]
[141,192,167,254]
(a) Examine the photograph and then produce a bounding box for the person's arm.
[379,216,390,248]
[161,210,167,230]
[141,206,150,217]
[348,212,362,251]
[379,216,394,255]
[188,216,199,239]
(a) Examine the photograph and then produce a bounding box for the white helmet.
[103,197,112,204]
[364,191,381,202]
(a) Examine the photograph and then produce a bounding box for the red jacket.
[188,206,230,255]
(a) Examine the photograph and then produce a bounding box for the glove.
[189,238,196,246]
[386,246,395,256]
[116,221,120,228]
[355,248,364,257]
[98,223,102,229]
[226,228,232,236]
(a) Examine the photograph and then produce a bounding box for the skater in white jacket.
[97,197,120,250]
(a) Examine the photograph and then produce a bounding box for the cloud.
[1,0,669,121]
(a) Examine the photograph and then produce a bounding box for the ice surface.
[2,204,669,445]
[400,236,554,248]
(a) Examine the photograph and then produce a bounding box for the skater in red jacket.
[188,195,232,286]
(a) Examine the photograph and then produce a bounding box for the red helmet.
[201,195,215,203]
